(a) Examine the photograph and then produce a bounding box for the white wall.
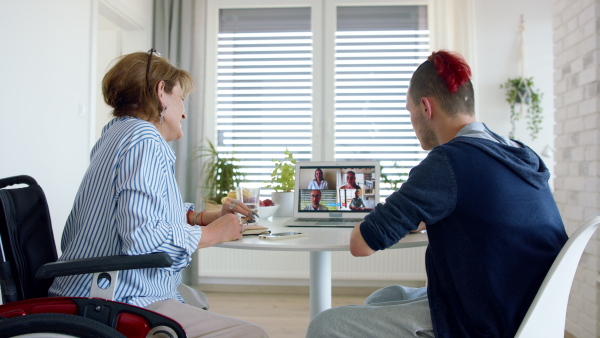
[0,0,152,249]
[473,0,555,168]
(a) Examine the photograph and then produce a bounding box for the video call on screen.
[297,166,376,212]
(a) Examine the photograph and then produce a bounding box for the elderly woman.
[49,50,268,337]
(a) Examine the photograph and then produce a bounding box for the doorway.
[95,1,148,142]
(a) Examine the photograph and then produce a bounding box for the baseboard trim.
[197,277,425,287]
[196,279,426,296]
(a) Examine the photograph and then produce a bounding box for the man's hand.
[410,221,426,233]
[350,222,376,257]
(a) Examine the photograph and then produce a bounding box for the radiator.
[196,246,427,284]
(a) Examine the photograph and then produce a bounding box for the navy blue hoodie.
[361,125,568,337]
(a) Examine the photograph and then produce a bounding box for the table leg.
[310,251,331,319]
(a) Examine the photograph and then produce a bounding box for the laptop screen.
[293,161,380,219]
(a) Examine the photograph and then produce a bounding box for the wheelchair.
[0,175,186,337]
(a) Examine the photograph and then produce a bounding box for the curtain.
[429,0,475,64]
[153,0,207,285]
[428,0,476,113]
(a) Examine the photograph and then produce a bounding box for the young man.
[349,190,365,211]
[306,50,568,337]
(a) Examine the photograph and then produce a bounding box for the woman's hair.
[409,50,474,116]
[102,51,194,122]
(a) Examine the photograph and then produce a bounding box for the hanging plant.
[500,77,543,140]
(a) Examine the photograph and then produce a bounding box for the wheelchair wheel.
[0,313,126,337]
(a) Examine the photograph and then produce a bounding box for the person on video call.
[303,190,329,210]
[349,190,365,211]
[308,168,329,189]
[306,50,568,337]
[340,171,361,189]
[49,50,268,337]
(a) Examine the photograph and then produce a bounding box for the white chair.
[515,214,600,337]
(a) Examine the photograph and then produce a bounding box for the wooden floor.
[202,286,380,338]
[202,286,573,338]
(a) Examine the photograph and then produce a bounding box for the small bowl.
[257,205,280,219]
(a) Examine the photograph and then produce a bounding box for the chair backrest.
[0,175,58,303]
[515,214,600,337]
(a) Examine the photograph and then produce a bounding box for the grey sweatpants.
[306,285,434,338]
[145,284,269,338]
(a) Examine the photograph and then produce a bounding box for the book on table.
[242,224,270,235]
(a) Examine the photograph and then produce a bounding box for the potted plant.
[500,77,543,140]
[194,139,246,206]
[265,149,296,216]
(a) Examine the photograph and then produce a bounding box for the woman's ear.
[157,80,166,95]
[156,80,166,105]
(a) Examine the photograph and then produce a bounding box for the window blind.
[334,6,429,197]
[217,8,312,195]
[216,4,429,198]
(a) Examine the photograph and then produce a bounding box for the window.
[205,0,429,199]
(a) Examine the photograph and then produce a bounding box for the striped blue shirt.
[49,117,202,308]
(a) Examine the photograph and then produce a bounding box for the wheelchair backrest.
[0,175,58,303]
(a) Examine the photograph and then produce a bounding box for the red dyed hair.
[429,50,472,93]
[409,50,475,116]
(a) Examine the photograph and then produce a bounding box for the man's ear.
[421,97,433,120]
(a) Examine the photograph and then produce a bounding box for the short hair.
[409,50,474,116]
[102,51,194,123]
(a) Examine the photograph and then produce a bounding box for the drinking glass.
[236,186,261,213]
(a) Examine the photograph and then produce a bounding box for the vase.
[515,87,531,104]
[271,191,294,217]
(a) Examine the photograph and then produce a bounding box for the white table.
[215,217,428,318]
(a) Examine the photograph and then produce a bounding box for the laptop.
[283,161,380,227]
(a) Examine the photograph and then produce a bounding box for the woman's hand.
[191,198,257,228]
[197,213,244,249]
[221,197,257,220]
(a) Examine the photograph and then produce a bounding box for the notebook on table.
[282,161,380,227]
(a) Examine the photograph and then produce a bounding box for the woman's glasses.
[146,49,162,91]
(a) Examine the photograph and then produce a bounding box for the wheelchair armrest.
[35,252,173,279]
